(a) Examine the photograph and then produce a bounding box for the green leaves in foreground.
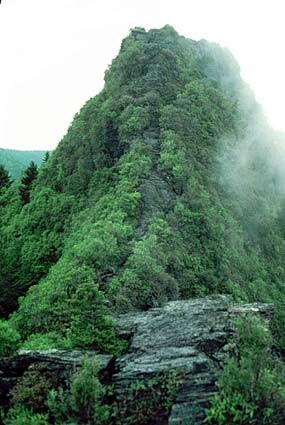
[47,359,110,425]
[2,408,49,425]
[206,316,285,424]
[2,359,109,425]
[0,320,20,357]
[11,258,126,355]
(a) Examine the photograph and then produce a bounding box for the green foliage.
[11,258,125,354]
[8,134,149,347]
[206,391,257,424]
[0,149,45,180]
[271,302,285,354]
[18,188,75,283]
[206,316,285,424]
[20,332,71,350]
[44,152,50,162]
[3,407,49,425]
[19,161,38,205]
[66,280,127,355]
[9,367,58,413]
[112,219,179,311]
[0,29,285,425]
[47,359,110,425]
[0,187,75,316]
[2,368,182,425]
[114,371,183,425]
[0,164,11,191]
[69,359,110,423]
[119,105,150,140]
[0,320,20,357]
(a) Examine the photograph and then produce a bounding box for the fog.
[1,0,285,150]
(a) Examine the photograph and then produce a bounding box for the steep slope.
[0,149,46,179]
[0,25,284,355]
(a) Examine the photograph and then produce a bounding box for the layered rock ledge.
[0,295,272,424]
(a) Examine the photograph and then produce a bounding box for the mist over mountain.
[1,26,285,424]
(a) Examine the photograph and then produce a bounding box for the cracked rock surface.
[115,295,272,424]
[0,295,272,424]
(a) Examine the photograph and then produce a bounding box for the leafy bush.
[66,281,127,355]
[20,332,71,350]
[112,219,179,311]
[9,367,58,413]
[3,407,49,425]
[114,371,183,425]
[47,359,110,425]
[12,260,125,355]
[119,105,150,140]
[0,320,20,357]
[206,316,285,424]
[270,299,285,354]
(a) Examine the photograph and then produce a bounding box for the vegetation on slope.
[206,316,285,424]
[0,149,46,180]
[0,25,285,422]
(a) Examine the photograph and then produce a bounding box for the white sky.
[0,0,285,150]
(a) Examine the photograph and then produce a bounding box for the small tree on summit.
[0,164,11,191]
[19,161,38,205]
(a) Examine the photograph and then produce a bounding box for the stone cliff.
[0,296,272,424]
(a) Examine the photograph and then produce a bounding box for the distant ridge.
[0,148,46,179]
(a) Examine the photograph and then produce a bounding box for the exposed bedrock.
[0,295,272,424]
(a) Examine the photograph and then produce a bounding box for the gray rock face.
[115,295,272,424]
[136,131,176,236]
[0,296,272,424]
[138,169,175,234]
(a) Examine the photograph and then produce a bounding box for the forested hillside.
[1,26,285,424]
[0,149,46,180]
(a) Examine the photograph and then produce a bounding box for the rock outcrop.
[137,130,176,236]
[0,296,272,424]
[115,295,272,424]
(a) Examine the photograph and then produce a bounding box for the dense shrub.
[9,367,58,413]
[20,332,71,351]
[47,359,110,425]
[3,407,49,425]
[206,316,285,424]
[114,371,183,425]
[0,320,20,357]
[11,261,126,355]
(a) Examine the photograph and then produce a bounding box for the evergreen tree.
[0,164,11,190]
[19,161,38,205]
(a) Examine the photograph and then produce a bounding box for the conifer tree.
[44,151,50,162]
[19,161,38,205]
[0,164,11,190]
